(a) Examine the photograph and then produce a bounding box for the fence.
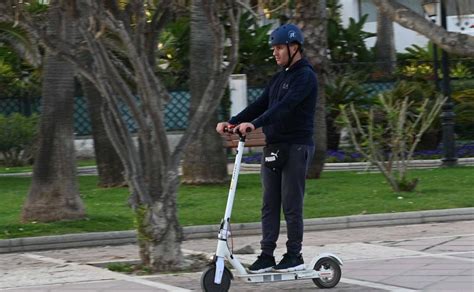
[0,79,471,138]
[0,88,262,136]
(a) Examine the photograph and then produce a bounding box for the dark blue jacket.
[229,58,317,145]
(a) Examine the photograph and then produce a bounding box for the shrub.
[340,82,446,193]
[0,113,39,166]
[453,89,474,139]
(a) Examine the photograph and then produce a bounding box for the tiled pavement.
[1,220,473,291]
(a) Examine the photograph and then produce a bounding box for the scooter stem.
[220,135,246,236]
[214,136,247,284]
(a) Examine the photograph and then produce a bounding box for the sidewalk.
[1,220,473,291]
[2,208,473,253]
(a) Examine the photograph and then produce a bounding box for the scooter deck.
[235,269,321,283]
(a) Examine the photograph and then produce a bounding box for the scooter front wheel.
[200,265,232,292]
[312,257,342,289]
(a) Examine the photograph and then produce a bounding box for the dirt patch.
[99,253,211,275]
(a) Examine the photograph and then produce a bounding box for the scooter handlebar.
[223,126,252,141]
[224,126,252,136]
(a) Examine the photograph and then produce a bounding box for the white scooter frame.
[200,131,343,291]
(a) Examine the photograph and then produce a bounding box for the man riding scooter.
[216,23,318,273]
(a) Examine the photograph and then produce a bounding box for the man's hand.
[234,122,255,135]
[216,122,233,135]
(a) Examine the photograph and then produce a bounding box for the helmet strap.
[285,43,300,70]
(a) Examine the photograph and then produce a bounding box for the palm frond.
[0,22,41,67]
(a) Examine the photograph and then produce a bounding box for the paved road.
[1,220,473,291]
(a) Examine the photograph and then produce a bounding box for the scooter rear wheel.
[200,265,232,292]
[312,257,342,288]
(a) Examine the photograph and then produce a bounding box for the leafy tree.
[398,44,473,80]
[0,0,241,271]
[0,22,41,67]
[157,17,190,89]
[0,113,38,166]
[0,61,19,97]
[372,0,474,57]
[0,23,41,100]
[327,0,375,63]
[453,89,474,139]
[236,12,276,86]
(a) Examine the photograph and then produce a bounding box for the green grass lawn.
[1,166,473,239]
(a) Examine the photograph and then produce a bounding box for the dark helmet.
[269,23,304,46]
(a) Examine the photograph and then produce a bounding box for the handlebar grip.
[223,125,252,135]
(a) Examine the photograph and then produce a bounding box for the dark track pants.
[260,144,315,256]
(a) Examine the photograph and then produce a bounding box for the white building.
[340,0,474,52]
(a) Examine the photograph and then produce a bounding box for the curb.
[1,207,473,254]
[240,157,474,172]
[1,158,472,177]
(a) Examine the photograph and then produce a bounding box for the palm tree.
[181,0,228,184]
[22,0,85,222]
[294,0,329,179]
[0,22,41,68]
[0,22,41,123]
[81,77,125,187]
[374,7,396,74]
[2,8,124,188]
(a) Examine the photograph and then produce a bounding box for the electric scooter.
[200,128,343,291]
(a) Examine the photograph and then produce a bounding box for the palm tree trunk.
[81,78,125,187]
[22,0,85,222]
[326,113,340,150]
[294,0,329,179]
[375,8,396,74]
[181,0,228,184]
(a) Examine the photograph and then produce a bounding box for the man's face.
[272,44,298,66]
